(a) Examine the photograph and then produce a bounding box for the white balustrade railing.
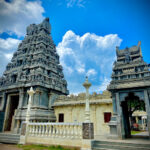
[27,122,82,139]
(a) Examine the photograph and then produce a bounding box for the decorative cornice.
[53,90,112,106]
[53,99,112,107]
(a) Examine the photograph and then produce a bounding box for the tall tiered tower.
[109,41,150,84]
[108,42,150,139]
[0,18,68,133]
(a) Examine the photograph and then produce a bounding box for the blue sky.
[0,0,150,94]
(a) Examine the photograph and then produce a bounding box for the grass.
[131,130,143,135]
[17,144,79,150]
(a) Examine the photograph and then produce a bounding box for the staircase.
[0,133,20,144]
[92,140,150,150]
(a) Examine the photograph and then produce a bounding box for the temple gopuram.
[0,18,68,133]
[108,41,150,139]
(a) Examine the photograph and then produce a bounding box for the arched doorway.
[121,92,146,138]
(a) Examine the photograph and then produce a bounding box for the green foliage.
[127,97,145,116]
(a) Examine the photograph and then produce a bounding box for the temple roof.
[108,41,150,91]
[116,41,142,57]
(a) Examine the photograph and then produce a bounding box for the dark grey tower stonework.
[0,18,68,133]
[108,41,150,139]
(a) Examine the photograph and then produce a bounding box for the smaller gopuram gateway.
[108,41,150,139]
[0,18,68,133]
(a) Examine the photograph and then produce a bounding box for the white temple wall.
[54,103,113,137]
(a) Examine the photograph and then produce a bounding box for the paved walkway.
[134,131,149,136]
[0,144,21,150]
[95,132,150,144]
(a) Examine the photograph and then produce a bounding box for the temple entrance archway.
[3,94,19,132]
[121,92,147,138]
[107,42,150,140]
[108,90,150,139]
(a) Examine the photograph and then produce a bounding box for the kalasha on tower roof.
[0,18,68,95]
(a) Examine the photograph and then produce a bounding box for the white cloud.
[66,0,85,8]
[86,69,97,77]
[99,77,111,92]
[0,38,20,76]
[4,53,13,60]
[0,0,45,36]
[57,30,122,94]
[0,38,20,50]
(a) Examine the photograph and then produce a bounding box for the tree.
[126,93,145,126]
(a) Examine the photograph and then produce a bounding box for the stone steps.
[92,140,150,150]
[0,133,20,144]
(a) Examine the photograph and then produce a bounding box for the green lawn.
[131,130,143,135]
[18,144,79,150]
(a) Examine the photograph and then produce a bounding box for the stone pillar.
[136,116,138,124]
[82,77,94,139]
[3,94,11,131]
[22,87,35,144]
[116,92,124,139]
[34,88,41,107]
[109,93,118,138]
[18,88,24,109]
[109,92,122,139]
[83,76,91,123]
[26,87,35,123]
[112,93,117,115]
[48,93,53,109]
[144,89,150,138]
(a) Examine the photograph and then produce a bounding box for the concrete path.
[0,144,21,150]
[95,133,150,145]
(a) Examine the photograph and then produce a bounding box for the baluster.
[63,125,66,138]
[29,125,32,136]
[73,125,76,139]
[35,125,38,135]
[79,125,82,139]
[32,124,35,136]
[49,125,52,137]
[34,125,36,136]
[45,124,48,136]
[39,125,42,136]
[37,125,39,136]
[61,125,64,138]
[42,125,45,136]
[59,125,62,138]
[67,125,71,138]
[56,124,59,138]
[69,125,72,139]
[30,125,33,136]
[77,125,80,139]
[65,125,68,138]
[57,125,60,137]
[52,125,55,137]
[71,125,74,139]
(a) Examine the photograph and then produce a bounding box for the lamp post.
[24,87,35,143]
[26,87,35,123]
[83,76,91,123]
